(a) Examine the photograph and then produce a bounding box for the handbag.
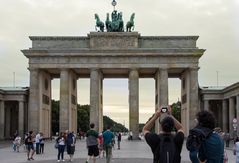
[54,142,59,149]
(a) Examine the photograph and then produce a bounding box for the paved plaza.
[0,136,236,163]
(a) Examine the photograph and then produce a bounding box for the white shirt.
[35,133,41,143]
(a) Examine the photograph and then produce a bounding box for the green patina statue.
[94,0,135,32]
[94,14,104,32]
[105,10,124,32]
[126,13,135,32]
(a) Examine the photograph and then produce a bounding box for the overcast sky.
[0,0,238,127]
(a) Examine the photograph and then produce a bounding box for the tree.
[51,101,128,134]
[51,100,59,135]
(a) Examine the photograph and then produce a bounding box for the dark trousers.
[58,145,65,160]
[40,144,44,153]
[36,143,40,154]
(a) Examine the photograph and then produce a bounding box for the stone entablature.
[200,82,239,100]
[0,87,28,101]
[28,32,200,50]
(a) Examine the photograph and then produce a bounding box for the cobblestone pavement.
[0,136,235,163]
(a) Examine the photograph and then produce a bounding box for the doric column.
[18,101,24,138]
[0,100,5,139]
[229,97,235,135]
[90,69,103,132]
[189,68,199,129]
[155,68,168,133]
[222,100,228,132]
[237,95,239,135]
[28,68,40,132]
[60,69,70,132]
[204,100,209,111]
[5,106,11,138]
[129,69,139,139]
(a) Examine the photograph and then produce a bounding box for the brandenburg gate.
[21,0,205,138]
[22,32,205,138]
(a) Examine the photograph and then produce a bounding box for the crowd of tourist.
[9,107,239,163]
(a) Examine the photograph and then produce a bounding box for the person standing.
[14,135,21,152]
[66,131,76,162]
[86,123,99,163]
[117,133,121,150]
[234,137,239,163]
[39,132,45,154]
[35,132,41,154]
[143,106,184,163]
[103,126,114,163]
[56,132,66,162]
[188,111,224,163]
[26,131,35,161]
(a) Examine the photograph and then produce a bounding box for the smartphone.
[161,107,168,113]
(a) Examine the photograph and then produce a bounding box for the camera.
[161,107,168,113]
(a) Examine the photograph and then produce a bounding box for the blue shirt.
[103,130,114,145]
[198,133,224,163]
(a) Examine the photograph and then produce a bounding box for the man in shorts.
[26,131,35,161]
[86,123,99,163]
[66,130,76,162]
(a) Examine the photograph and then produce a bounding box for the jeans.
[58,145,65,160]
[105,144,112,163]
[189,150,199,163]
[36,143,40,154]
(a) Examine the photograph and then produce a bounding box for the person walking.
[187,110,224,163]
[143,106,184,163]
[98,133,104,158]
[56,132,66,162]
[117,132,121,150]
[66,131,76,162]
[103,126,114,163]
[25,131,35,161]
[86,123,99,163]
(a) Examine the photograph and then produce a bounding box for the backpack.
[186,126,212,151]
[154,134,176,163]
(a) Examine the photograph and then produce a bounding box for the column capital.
[189,67,200,71]
[28,67,39,72]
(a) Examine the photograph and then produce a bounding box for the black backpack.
[154,134,176,163]
[186,126,212,151]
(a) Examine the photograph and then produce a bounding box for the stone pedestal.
[129,69,139,139]
[204,100,209,111]
[18,101,24,138]
[28,68,40,132]
[155,69,168,133]
[222,100,228,132]
[237,95,239,135]
[189,68,199,129]
[90,69,103,132]
[60,69,70,132]
[229,97,235,135]
[0,101,5,139]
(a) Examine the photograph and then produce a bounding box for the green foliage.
[51,100,59,135]
[77,104,90,132]
[103,116,128,132]
[51,101,128,134]
[171,101,181,122]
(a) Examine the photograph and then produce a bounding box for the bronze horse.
[95,14,104,32]
[126,13,135,32]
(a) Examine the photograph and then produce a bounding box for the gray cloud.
[0,1,238,123]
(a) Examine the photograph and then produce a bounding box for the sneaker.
[57,160,60,162]
[27,158,31,161]
[85,161,88,163]
[30,157,34,160]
